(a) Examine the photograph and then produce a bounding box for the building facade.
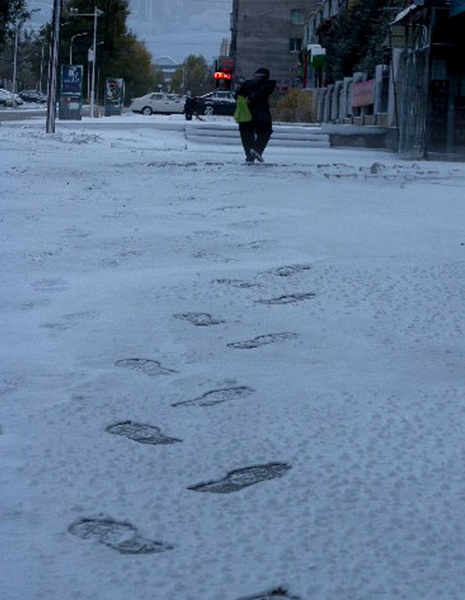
[230,0,319,87]
[392,0,465,158]
[306,0,349,46]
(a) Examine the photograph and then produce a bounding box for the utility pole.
[46,0,61,133]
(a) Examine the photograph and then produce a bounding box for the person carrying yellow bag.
[234,95,252,124]
[234,67,276,164]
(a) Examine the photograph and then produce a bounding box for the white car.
[0,89,24,107]
[130,92,184,115]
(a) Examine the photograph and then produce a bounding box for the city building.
[391,0,465,158]
[230,0,319,88]
[153,55,181,87]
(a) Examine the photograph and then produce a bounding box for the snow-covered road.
[1,115,465,600]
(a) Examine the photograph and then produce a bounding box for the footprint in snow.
[188,463,291,494]
[268,264,312,277]
[173,312,224,326]
[227,332,298,349]
[68,518,173,554]
[172,386,255,407]
[237,588,300,600]
[257,293,315,305]
[115,358,178,376]
[106,421,182,445]
[214,278,260,288]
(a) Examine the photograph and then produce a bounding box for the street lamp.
[69,32,88,65]
[70,7,104,118]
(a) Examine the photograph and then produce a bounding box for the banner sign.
[61,65,83,95]
[451,0,465,16]
[352,79,375,107]
[104,78,125,107]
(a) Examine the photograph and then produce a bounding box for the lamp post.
[70,6,104,118]
[70,32,88,65]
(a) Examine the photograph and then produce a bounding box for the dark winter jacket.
[236,76,276,123]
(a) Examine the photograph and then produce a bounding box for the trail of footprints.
[69,263,311,598]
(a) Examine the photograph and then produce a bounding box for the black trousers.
[239,121,273,160]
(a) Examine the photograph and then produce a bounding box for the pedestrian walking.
[235,67,277,163]
[184,93,195,121]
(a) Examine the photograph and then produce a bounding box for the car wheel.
[141,106,153,116]
[204,105,214,116]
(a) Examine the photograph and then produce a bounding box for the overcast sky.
[28,0,232,63]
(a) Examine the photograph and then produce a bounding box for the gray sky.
[28,0,232,63]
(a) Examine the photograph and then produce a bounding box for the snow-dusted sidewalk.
[1,116,465,600]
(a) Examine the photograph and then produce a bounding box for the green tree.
[320,0,404,82]
[105,34,163,101]
[0,0,29,48]
[170,54,213,96]
[59,0,158,102]
[0,0,33,87]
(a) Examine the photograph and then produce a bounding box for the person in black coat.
[184,94,195,120]
[235,67,277,163]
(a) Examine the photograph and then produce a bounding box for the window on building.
[289,38,302,52]
[290,9,305,25]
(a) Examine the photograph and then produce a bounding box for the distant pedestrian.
[235,67,277,163]
[184,94,195,120]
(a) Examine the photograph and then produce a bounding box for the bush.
[271,89,315,123]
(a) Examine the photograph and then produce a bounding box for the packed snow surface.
[1,113,465,600]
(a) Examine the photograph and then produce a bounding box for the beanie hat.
[254,67,270,78]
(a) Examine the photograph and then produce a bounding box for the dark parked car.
[193,90,236,116]
[19,89,47,103]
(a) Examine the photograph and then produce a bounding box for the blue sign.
[61,65,83,95]
[451,0,465,17]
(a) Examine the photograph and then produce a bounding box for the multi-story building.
[391,0,465,158]
[306,0,349,47]
[230,0,319,87]
[303,0,352,88]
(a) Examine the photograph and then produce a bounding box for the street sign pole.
[69,6,103,118]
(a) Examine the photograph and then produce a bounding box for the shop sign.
[352,79,375,107]
[105,78,125,107]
